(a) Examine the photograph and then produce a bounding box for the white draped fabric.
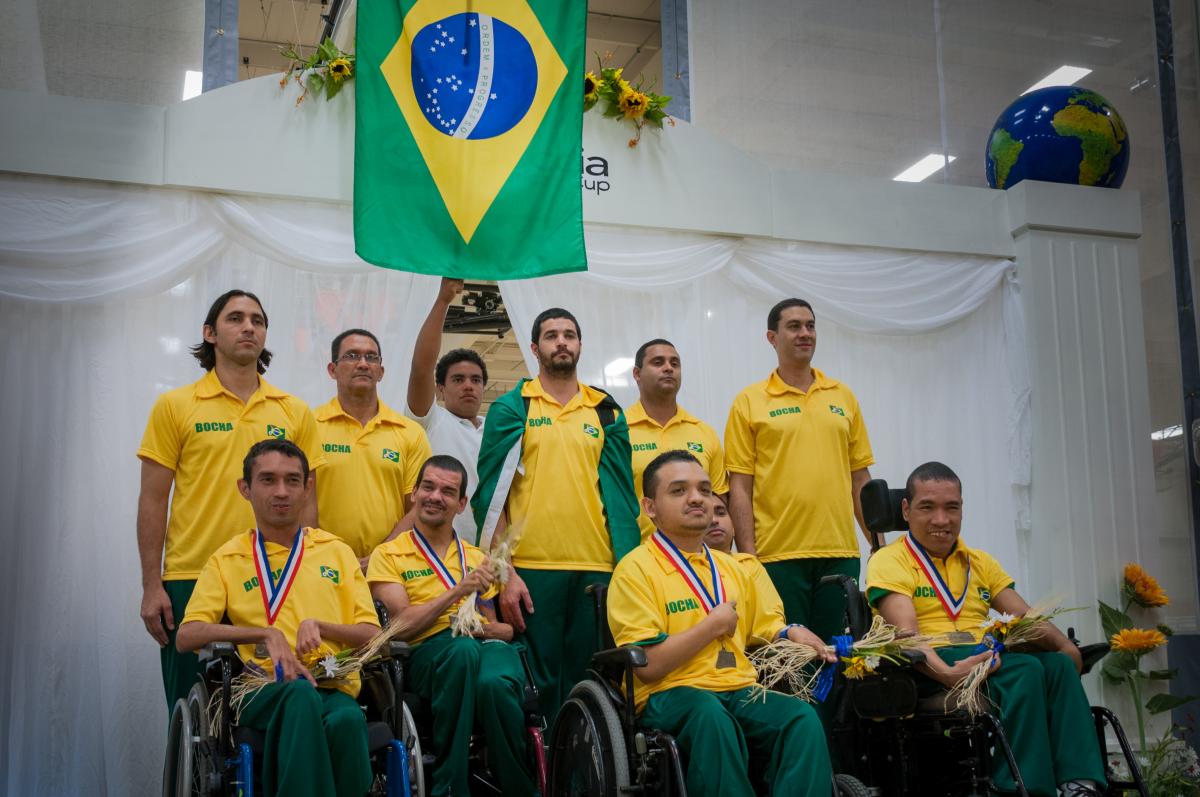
[0,173,1026,796]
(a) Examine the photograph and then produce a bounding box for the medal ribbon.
[251,527,305,626]
[652,531,725,613]
[411,527,468,592]
[903,532,970,620]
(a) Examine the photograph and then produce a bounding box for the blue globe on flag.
[411,13,538,140]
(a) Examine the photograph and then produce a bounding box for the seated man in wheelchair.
[368,454,538,797]
[176,438,382,797]
[865,461,1107,797]
[607,449,835,797]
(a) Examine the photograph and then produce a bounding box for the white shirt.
[403,401,485,542]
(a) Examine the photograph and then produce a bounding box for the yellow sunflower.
[1110,628,1167,654]
[1123,562,1170,608]
[584,71,599,102]
[841,655,880,680]
[328,58,353,81]
[618,88,649,119]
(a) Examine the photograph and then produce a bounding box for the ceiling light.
[893,154,957,183]
[182,70,203,101]
[1022,66,1092,95]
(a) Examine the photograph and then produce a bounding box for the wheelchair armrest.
[591,645,648,670]
[198,641,238,663]
[384,641,410,660]
[1078,642,1110,675]
[899,648,926,665]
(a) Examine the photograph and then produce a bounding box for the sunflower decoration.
[279,37,357,105]
[1123,562,1170,608]
[583,72,600,110]
[328,57,353,82]
[1110,628,1168,654]
[587,58,673,146]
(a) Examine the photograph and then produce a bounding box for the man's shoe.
[1060,779,1104,797]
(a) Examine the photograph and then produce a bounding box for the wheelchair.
[546,583,872,797]
[825,478,1150,797]
[388,630,549,796]
[162,602,422,797]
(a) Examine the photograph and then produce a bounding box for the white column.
[1008,180,1176,720]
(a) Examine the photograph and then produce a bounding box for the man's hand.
[706,600,739,640]
[264,627,316,685]
[140,580,175,647]
[479,621,514,642]
[498,569,534,633]
[438,277,464,304]
[787,624,837,663]
[938,649,999,688]
[295,619,324,657]
[455,563,496,598]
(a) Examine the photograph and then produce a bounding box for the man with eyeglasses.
[316,329,432,566]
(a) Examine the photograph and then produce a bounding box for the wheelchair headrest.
[861,478,908,535]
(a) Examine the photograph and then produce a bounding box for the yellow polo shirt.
[724,368,874,562]
[182,527,379,698]
[138,370,324,580]
[315,398,432,558]
[865,534,1015,643]
[366,530,498,644]
[506,379,615,571]
[608,540,786,712]
[628,401,728,541]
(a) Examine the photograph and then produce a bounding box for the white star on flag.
[469,18,477,26]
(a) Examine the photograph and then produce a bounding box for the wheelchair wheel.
[400,701,426,797]
[548,680,630,797]
[163,698,190,797]
[834,773,871,797]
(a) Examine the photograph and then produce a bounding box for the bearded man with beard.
[471,307,640,723]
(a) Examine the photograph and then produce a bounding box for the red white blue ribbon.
[903,532,970,620]
[252,528,305,626]
[411,527,468,591]
[652,530,725,613]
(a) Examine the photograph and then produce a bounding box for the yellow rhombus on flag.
[354,0,587,280]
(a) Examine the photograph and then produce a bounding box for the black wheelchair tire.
[548,681,630,797]
[162,697,193,797]
[185,682,215,796]
[834,773,872,797]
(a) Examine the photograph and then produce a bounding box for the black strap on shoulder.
[590,385,619,428]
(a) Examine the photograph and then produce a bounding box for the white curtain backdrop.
[0,173,1027,796]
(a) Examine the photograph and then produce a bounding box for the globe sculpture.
[985,85,1129,190]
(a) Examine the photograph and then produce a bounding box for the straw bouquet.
[946,600,1075,716]
[450,538,513,637]
[749,615,934,702]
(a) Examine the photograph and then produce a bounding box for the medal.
[903,532,971,620]
[651,531,735,668]
[410,527,469,591]
[251,527,305,626]
[254,643,268,658]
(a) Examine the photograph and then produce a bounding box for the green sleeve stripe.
[630,633,668,647]
[866,587,894,608]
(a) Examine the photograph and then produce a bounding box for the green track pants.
[408,631,537,797]
[515,567,610,724]
[160,579,200,711]
[641,685,832,797]
[239,681,372,797]
[934,646,1107,796]
[761,557,861,641]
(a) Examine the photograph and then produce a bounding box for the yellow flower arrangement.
[1110,628,1168,654]
[279,37,356,104]
[1123,562,1170,608]
[328,57,353,82]
[841,655,881,680]
[585,58,672,146]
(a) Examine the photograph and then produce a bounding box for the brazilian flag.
[355,0,587,279]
